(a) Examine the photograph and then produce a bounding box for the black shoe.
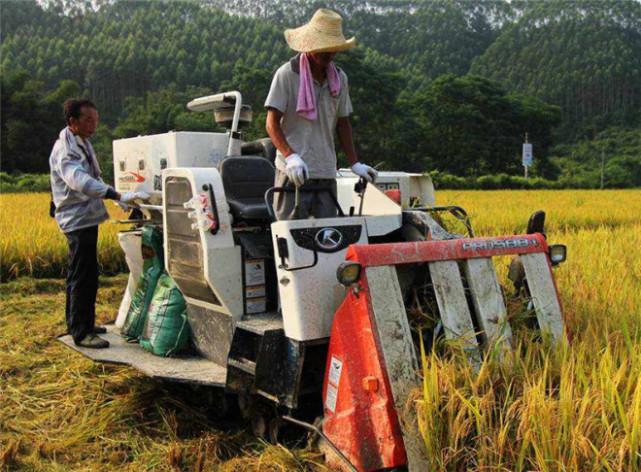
[76,334,110,349]
[93,326,107,334]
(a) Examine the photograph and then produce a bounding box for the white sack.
[115,230,144,328]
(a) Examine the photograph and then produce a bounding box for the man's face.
[69,106,99,139]
[309,51,337,68]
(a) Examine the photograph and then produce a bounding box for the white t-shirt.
[264,57,353,179]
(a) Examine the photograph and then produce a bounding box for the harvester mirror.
[336,261,362,286]
[549,244,567,265]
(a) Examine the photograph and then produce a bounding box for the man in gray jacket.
[49,98,146,348]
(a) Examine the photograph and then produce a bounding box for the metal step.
[228,357,257,375]
[236,311,283,335]
[57,325,226,387]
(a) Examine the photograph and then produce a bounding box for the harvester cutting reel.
[316,202,568,471]
[399,206,568,363]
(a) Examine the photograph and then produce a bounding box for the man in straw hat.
[265,8,378,220]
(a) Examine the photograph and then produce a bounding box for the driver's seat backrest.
[219,155,275,222]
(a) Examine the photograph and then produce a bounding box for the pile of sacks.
[121,226,190,357]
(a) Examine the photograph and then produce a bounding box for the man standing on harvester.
[265,8,378,220]
[49,98,148,348]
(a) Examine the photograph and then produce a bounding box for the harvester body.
[58,92,567,471]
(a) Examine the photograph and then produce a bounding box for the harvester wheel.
[268,416,284,444]
[251,414,268,439]
[237,393,252,419]
[204,389,234,419]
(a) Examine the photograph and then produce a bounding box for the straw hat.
[284,9,356,54]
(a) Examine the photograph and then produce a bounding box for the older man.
[265,8,377,220]
[49,98,147,348]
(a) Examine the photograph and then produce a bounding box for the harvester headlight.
[337,262,362,286]
[549,244,567,266]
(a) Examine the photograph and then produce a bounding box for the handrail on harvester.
[186,91,243,156]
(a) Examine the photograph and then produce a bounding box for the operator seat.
[219,155,275,223]
[241,138,276,165]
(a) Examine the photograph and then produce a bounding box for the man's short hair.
[63,98,97,125]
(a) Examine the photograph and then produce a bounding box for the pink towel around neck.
[296,53,341,121]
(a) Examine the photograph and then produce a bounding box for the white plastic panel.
[163,167,243,319]
[337,169,435,208]
[113,131,229,194]
[336,177,402,236]
[271,217,368,341]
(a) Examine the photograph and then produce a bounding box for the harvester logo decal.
[315,228,343,251]
[128,171,146,182]
[462,238,538,252]
[118,171,146,184]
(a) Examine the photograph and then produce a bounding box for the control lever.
[275,236,318,272]
[353,177,368,216]
[293,185,301,220]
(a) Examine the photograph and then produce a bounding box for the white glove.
[285,153,308,187]
[351,162,378,183]
[121,191,150,204]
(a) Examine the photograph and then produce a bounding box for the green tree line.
[1,0,640,187]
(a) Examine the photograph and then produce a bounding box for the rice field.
[414,189,641,471]
[1,189,640,470]
[0,193,128,281]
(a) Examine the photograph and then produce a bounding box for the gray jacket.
[49,127,112,233]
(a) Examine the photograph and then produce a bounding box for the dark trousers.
[65,225,99,344]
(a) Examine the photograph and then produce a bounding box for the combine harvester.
[60,92,568,471]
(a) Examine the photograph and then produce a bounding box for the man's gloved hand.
[351,162,378,183]
[121,191,150,203]
[117,191,150,211]
[285,153,309,187]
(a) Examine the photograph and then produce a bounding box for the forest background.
[1,0,641,190]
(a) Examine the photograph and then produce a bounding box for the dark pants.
[65,225,99,344]
[273,169,338,220]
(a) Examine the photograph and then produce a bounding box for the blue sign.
[522,143,533,167]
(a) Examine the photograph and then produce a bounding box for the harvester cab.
[59,91,568,471]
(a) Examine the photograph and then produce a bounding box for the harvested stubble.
[0,276,326,471]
